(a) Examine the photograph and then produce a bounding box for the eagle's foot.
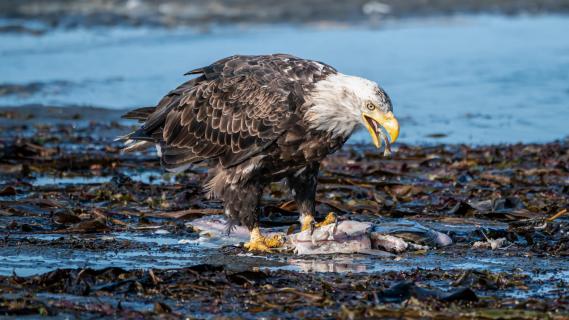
[300,215,316,232]
[244,227,284,253]
[315,212,337,228]
[300,212,338,233]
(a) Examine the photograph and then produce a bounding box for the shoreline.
[1,105,567,146]
[1,0,569,31]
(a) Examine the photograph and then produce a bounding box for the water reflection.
[287,258,370,273]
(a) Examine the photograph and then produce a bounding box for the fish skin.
[189,216,452,254]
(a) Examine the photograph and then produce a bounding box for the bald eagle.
[119,54,399,252]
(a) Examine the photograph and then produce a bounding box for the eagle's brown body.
[121,54,351,230]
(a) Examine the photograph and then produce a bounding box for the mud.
[0,106,568,318]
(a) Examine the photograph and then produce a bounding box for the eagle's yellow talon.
[245,227,284,253]
[300,215,316,232]
[315,212,337,228]
[300,212,337,232]
[264,234,284,248]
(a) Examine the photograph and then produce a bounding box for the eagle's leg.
[288,163,336,232]
[224,182,283,252]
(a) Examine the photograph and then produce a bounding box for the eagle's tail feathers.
[121,139,153,153]
[116,126,156,153]
[121,106,156,121]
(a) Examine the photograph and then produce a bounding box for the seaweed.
[0,107,568,318]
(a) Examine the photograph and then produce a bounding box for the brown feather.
[120,54,337,170]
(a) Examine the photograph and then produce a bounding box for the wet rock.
[153,302,172,314]
[0,186,16,196]
[0,164,23,175]
[53,211,82,225]
[66,218,109,233]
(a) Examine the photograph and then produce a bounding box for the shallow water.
[31,169,169,186]
[1,15,568,144]
[3,230,568,299]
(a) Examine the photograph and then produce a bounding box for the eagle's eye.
[366,102,376,111]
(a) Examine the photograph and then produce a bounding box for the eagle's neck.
[303,73,369,139]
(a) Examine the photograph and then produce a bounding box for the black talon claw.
[310,221,316,235]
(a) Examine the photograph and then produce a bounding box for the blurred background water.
[1,6,568,145]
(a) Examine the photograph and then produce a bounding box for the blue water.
[1,15,568,144]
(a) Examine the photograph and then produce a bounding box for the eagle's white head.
[305,73,400,150]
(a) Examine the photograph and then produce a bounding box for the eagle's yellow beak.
[362,111,400,149]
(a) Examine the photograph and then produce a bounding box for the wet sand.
[0,106,568,318]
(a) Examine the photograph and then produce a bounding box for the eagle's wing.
[127,54,335,170]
